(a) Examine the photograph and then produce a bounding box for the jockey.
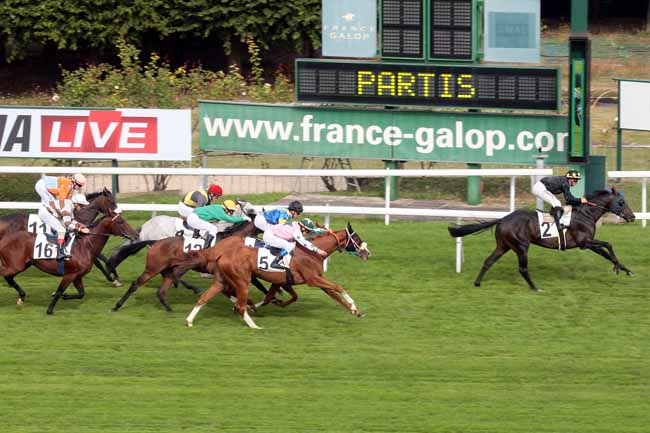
[298,218,327,237]
[532,170,588,230]
[186,199,250,247]
[34,173,87,259]
[178,183,223,218]
[266,221,328,269]
[253,200,304,234]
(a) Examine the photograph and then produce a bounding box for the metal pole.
[111,159,119,194]
[201,152,208,189]
[455,217,463,273]
[324,203,330,271]
[616,128,623,172]
[384,173,391,226]
[467,163,481,205]
[509,176,515,212]
[641,177,648,228]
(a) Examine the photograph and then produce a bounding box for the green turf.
[0,216,648,433]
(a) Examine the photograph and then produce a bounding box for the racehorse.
[0,211,138,313]
[0,188,121,285]
[448,189,636,291]
[176,223,371,329]
[105,200,256,287]
[111,220,271,312]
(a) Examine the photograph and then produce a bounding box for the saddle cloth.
[244,236,290,272]
[28,214,55,235]
[536,206,572,239]
[175,218,200,238]
[33,232,76,260]
[182,235,215,253]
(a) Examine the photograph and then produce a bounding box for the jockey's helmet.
[222,199,237,213]
[299,218,316,230]
[208,184,223,197]
[565,170,581,180]
[288,200,303,214]
[73,173,87,188]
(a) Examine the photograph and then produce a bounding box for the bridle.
[326,227,369,256]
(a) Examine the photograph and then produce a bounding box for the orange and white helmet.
[73,173,87,188]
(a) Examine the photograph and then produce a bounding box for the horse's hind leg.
[178,278,202,295]
[474,244,510,287]
[94,253,121,287]
[5,276,26,305]
[157,271,176,312]
[112,271,156,311]
[514,245,538,291]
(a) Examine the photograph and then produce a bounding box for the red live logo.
[41,111,158,153]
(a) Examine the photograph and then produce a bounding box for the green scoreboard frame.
[295,59,560,111]
[380,0,482,62]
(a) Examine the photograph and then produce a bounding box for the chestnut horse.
[111,220,273,312]
[0,212,138,314]
[0,188,121,284]
[177,223,371,329]
[448,189,636,291]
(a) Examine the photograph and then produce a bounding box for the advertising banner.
[619,79,650,131]
[322,0,377,58]
[0,107,192,161]
[199,101,568,165]
[484,0,540,64]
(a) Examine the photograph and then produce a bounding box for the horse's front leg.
[306,275,363,317]
[94,253,121,287]
[47,275,76,315]
[62,277,86,300]
[584,239,634,276]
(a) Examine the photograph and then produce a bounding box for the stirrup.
[203,234,214,248]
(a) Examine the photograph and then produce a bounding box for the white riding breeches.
[186,212,219,235]
[178,201,195,218]
[35,179,56,206]
[38,206,66,238]
[254,213,270,232]
[262,230,294,253]
[532,181,562,208]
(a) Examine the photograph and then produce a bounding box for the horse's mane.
[221,220,254,236]
[586,189,617,200]
[86,190,111,201]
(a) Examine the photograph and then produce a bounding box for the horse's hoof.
[46,310,54,315]
[627,271,635,277]
[357,311,366,318]
[474,282,481,287]
[16,298,24,305]
[112,280,122,288]
[186,321,193,327]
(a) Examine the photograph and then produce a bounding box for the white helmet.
[71,193,89,205]
[73,173,87,187]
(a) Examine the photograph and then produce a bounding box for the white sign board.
[0,108,192,161]
[484,0,540,64]
[619,80,650,131]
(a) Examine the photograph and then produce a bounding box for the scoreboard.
[381,0,477,61]
[296,59,560,111]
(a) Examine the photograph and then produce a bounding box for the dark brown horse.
[0,188,121,284]
[0,212,138,314]
[448,189,636,291]
[111,220,274,312]
[177,223,371,329]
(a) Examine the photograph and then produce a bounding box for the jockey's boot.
[203,233,215,249]
[56,238,67,260]
[193,229,201,238]
[550,206,564,230]
[270,249,288,269]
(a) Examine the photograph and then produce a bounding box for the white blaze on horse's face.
[358,242,370,260]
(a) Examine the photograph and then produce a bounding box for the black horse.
[448,189,636,291]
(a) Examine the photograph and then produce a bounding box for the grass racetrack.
[0,216,648,433]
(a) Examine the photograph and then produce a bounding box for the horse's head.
[589,188,635,222]
[235,198,257,218]
[86,188,120,215]
[343,222,371,260]
[101,212,139,240]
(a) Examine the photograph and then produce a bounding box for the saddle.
[244,237,282,256]
[244,237,292,273]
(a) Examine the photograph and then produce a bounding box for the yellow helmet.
[222,199,237,212]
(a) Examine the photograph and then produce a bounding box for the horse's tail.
[448,219,500,238]
[107,240,157,273]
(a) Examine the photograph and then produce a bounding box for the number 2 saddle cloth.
[536,206,572,239]
[174,218,215,251]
